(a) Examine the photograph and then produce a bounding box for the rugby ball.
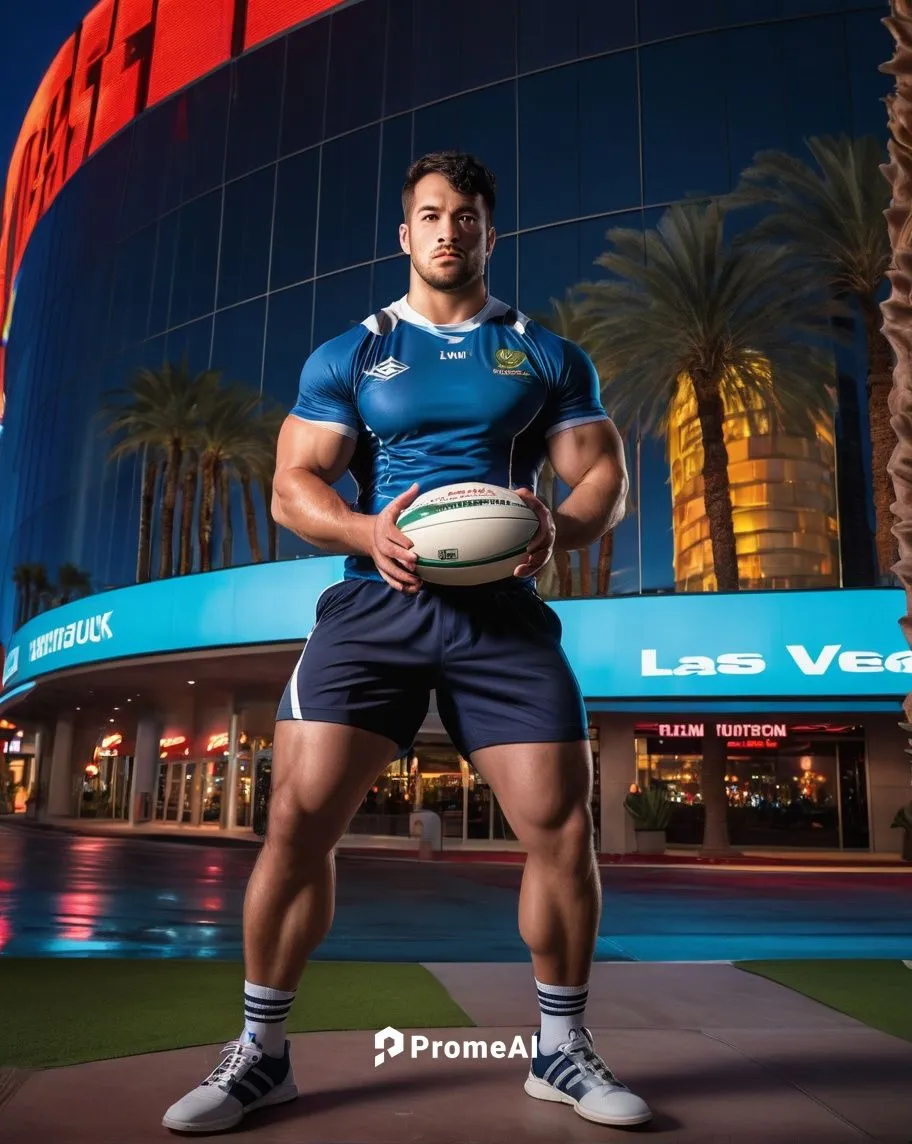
[397,482,539,586]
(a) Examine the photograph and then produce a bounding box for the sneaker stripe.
[543,1056,567,1083]
[553,1064,578,1090]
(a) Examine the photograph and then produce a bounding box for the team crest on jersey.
[493,348,532,377]
[364,356,410,380]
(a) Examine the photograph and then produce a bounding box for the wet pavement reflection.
[1,824,911,961]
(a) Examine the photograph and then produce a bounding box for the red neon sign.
[0,0,347,424]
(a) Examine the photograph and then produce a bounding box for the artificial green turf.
[0,960,473,1069]
[736,960,912,1043]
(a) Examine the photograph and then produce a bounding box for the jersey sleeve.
[289,339,360,439]
[544,338,609,438]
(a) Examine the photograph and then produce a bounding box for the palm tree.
[178,446,200,576]
[102,382,165,584]
[196,385,263,572]
[533,297,617,597]
[230,413,282,565]
[31,565,53,617]
[576,201,840,854]
[251,404,285,562]
[729,135,893,580]
[576,200,840,593]
[103,362,221,581]
[56,564,92,605]
[12,565,31,629]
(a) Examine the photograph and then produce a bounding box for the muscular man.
[163,151,651,1132]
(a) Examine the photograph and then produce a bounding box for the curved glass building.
[0,0,906,857]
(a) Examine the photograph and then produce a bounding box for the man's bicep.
[547,418,628,490]
[275,415,357,486]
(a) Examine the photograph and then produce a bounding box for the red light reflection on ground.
[57,890,105,942]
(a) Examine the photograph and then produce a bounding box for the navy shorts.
[276,578,588,757]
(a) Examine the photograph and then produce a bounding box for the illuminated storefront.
[0,560,908,853]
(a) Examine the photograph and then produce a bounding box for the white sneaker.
[162,1038,297,1133]
[524,1027,652,1127]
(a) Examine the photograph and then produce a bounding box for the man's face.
[400,173,494,293]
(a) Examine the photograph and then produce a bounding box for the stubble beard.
[414,252,486,294]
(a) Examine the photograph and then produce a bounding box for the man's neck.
[405,279,489,326]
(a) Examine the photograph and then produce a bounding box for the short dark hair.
[401,151,497,223]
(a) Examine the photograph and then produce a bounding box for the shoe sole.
[524,1074,652,1127]
[162,1082,299,1134]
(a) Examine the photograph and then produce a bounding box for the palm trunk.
[832,313,877,586]
[693,372,739,592]
[220,470,233,568]
[597,531,614,595]
[198,453,219,573]
[880,8,912,720]
[179,457,198,575]
[578,547,592,596]
[158,441,182,580]
[240,473,264,563]
[700,725,733,855]
[137,452,158,583]
[555,549,573,596]
[859,293,899,581]
[260,478,278,561]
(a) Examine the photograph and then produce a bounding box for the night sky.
[1,0,89,176]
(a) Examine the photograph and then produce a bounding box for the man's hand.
[512,487,555,579]
[371,483,422,594]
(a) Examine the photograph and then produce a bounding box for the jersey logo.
[493,347,533,378]
[495,348,527,369]
[439,350,468,360]
[364,356,410,380]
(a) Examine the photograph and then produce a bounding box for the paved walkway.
[3,963,911,1142]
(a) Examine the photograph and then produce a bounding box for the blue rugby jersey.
[290,295,608,580]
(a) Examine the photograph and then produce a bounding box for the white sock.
[242,980,296,1057]
[535,978,589,1055]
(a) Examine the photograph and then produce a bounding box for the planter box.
[634,829,667,855]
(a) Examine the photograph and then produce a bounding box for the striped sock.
[535,978,589,1055]
[242,980,296,1057]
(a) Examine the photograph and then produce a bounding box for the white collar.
[389,294,509,335]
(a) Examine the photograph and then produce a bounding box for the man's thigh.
[277,578,436,755]
[436,583,588,759]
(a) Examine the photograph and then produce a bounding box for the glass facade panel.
[169,191,222,328]
[225,39,285,182]
[160,68,230,214]
[325,0,387,137]
[376,114,413,257]
[312,265,372,348]
[413,84,517,234]
[640,34,729,203]
[271,148,320,290]
[217,167,275,310]
[0,1,890,642]
[263,282,314,403]
[211,298,267,391]
[281,18,330,155]
[317,126,381,274]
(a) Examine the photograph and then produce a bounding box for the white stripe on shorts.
[288,579,345,720]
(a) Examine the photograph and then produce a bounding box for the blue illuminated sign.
[0,557,908,704]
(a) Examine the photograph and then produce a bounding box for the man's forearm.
[272,468,373,556]
[553,473,627,551]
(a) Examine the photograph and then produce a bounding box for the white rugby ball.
[396,482,539,586]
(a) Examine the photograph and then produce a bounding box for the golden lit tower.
[668,368,839,591]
